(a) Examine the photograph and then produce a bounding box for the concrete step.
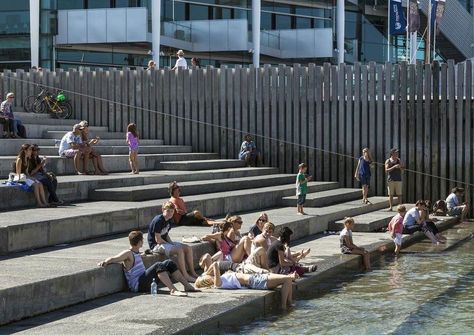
[43,130,127,139]
[0,182,338,254]
[0,167,280,211]
[0,153,219,177]
[281,188,362,207]
[28,145,192,156]
[1,216,462,333]
[90,174,301,201]
[22,124,108,138]
[0,138,165,156]
[160,159,246,170]
[0,196,400,326]
[15,111,80,124]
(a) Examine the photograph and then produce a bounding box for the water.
[236,239,474,335]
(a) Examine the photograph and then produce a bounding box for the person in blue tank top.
[98,231,199,296]
[354,148,373,204]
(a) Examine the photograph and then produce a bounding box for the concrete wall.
[1,60,472,208]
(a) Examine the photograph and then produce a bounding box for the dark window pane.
[57,0,85,9]
[296,17,311,29]
[0,11,30,35]
[0,0,29,11]
[174,2,186,20]
[275,14,290,29]
[189,4,209,20]
[87,0,111,9]
[261,12,272,30]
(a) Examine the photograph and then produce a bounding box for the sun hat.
[177,50,184,56]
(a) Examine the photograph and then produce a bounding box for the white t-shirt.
[58,131,82,155]
[403,207,420,227]
[445,193,459,210]
[174,57,188,69]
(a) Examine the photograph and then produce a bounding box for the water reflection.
[234,240,474,335]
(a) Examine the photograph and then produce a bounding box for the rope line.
[4,74,472,189]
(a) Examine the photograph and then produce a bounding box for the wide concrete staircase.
[0,110,417,331]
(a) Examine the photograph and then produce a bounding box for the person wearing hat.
[1,92,16,138]
[385,148,404,211]
[79,120,108,175]
[146,60,156,70]
[171,50,188,70]
[58,124,91,175]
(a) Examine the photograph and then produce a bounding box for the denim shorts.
[297,194,306,205]
[448,207,462,217]
[248,274,268,290]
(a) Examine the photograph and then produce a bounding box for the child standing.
[126,123,139,174]
[340,217,371,271]
[387,205,406,255]
[354,147,373,204]
[296,163,312,215]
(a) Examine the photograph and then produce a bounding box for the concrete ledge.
[43,130,127,139]
[0,153,219,177]
[281,188,362,207]
[90,174,302,201]
[160,159,246,170]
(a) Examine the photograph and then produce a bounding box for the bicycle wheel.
[32,99,46,114]
[23,95,36,113]
[55,101,73,119]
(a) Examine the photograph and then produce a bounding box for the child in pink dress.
[126,123,139,174]
[387,205,406,255]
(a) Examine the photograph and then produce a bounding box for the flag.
[408,0,420,33]
[389,0,407,35]
[432,0,446,33]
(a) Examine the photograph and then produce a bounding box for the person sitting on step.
[446,187,470,222]
[267,226,316,276]
[147,201,199,282]
[248,212,269,239]
[238,134,260,167]
[1,92,16,138]
[340,217,371,271]
[433,200,448,216]
[58,124,90,175]
[79,120,108,175]
[252,221,278,253]
[98,230,198,296]
[195,261,297,310]
[199,247,270,275]
[168,181,216,226]
[420,200,447,244]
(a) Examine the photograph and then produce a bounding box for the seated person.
[1,92,16,138]
[147,201,199,282]
[387,205,406,255]
[433,200,448,216]
[248,212,269,239]
[420,201,447,244]
[168,181,215,226]
[195,261,296,310]
[58,124,90,175]
[238,134,260,167]
[446,187,469,222]
[98,230,198,296]
[252,221,277,252]
[79,120,108,175]
[340,217,371,271]
[201,218,252,263]
[267,227,316,276]
[402,200,426,234]
[199,251,269,275]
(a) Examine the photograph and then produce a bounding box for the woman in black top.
[28,144,61,205]
[15,144,48,207]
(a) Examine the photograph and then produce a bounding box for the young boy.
[296,163,312,215]
[147,201,199,282]
[340,217,371,271]
[387,205,406,255]
[98,230,197,296]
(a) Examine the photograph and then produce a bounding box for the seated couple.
[98,230,199,296]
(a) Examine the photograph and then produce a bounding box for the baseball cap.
[73,124,84,131]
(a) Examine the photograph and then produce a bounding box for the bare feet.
[170,290,188,297]
[184,285,201,292]
[301,248,311,258]
[185,275,196,283]
[77,171,86,175]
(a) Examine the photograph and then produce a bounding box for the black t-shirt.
[267,240,285,268]
[147,214,173,249]
[249,224,262,237]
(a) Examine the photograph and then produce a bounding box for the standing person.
[1,92,16,138]
[296,163,312,215]
[354,147,373,204]
[126,123,140,174]
[238,134,260,167]
[171,50,188,70]
[28,144,62,205]
[191,57,200,67]
[146,60,156,70]
[387,205,407,255]
[79,120,108,175]
[98,231,197,296]
[15,144,49,208]
[58,124,90,175]
[340,217,371,271]
[385,148,404,211]
[446,187,470,222]
[147,201,199,282]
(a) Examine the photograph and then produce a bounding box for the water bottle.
[151,278,158,296]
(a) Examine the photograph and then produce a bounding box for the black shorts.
[137,259,178,292]
[297,194,306,205]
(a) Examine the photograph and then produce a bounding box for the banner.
[390,0,407,35]
[408,0,420,33]
[431,0,446,33]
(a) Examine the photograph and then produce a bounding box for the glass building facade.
[0,0,461,70]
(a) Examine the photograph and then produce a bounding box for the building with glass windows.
[0,0,472,70]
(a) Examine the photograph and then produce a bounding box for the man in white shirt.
[445,187,469,221]
[172,50,188,70]
[58,124,91,175]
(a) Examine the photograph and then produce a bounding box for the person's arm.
[211,262,221,287]
[29,158,45,175]
[154,232,168,245]
[226,229,237,243]
[385,159,399,172]
[354,158,361,179]
[343,235,357,249]
[97,250,131,267]
[201,231,222,242]
[278,249,295,267]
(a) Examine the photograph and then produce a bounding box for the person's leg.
[82,148,91,173]
[363,184,369,202]
[424,230,439,244]
[171,270,199,292]
[32,183,45,207]
[128,152,134,173]
[73,152,83,174]
[37,182,48,206]
[461,205,469,221]
[351,248,371,270]
[133,151,139,173]
[394,243,401,255]
[182,244,199,278]
[266,275,293,309]
[169,246,195,282]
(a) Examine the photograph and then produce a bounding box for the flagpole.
[433,19,436,61]
[425,0,432,63]
[406,0,410,62]
[388,0,391,62]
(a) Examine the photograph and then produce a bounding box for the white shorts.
[393,233,402,246]
[152,241,185,257]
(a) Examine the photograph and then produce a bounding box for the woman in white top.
[172,50,188,70]
[195,262,296,309]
